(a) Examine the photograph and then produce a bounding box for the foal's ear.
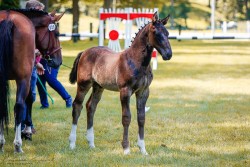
[161,14,170,25]
[152,11,159,23]
[55,12,65,22]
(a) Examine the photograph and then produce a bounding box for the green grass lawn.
[1,39,250,166]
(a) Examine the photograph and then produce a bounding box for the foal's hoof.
[21,132,32,141]
[69,143,76,150]
[140,150,148,155]
[89,144,95,149]
[123,148,130,155]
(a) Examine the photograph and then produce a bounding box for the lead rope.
[37,76,54,104]
[61,63,72,69]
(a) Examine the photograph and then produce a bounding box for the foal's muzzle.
[158,48,172,61]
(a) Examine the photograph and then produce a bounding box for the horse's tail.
[0,19,14,131]
[69,51,83,84]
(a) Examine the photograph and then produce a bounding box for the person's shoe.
[21,132,32,141]
[40,105,49,109]
[66,97,72,108]
[31,128,36,134]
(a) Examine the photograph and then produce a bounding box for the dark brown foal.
[69,12,172,155]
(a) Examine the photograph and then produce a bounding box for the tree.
[175,1,191,28]
[0,0,19,10]
[246,0,250,20]
[72,0,80,42]
[218,0,238,21]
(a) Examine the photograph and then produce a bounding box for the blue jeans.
[22,66,37,130]
[37,59,71,107]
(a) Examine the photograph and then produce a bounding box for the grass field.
[1,39,250,166]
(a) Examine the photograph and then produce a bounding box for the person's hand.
[36,63,45,75]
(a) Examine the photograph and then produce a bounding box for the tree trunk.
[170,0,174,29]
[72,0,79,42]
[103,0,113,9]
[245,0,249,20]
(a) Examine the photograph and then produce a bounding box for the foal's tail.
[69,51,83,84]
[0,19,14,130]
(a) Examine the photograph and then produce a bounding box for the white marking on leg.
[145,106,150,112]
[86,127,95,148]
[13,124,23,153]
[69,124,77,149]
[123,147,130,155]
[137,135,148,155]
[0,128,5,152]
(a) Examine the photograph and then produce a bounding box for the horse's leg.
[120,87,132,155]
[14,79,30,153]
[86,83,104,148]
[0,126,5,152]
[22,89,33,141]
[135,88,149,155]
[69,82,91,149]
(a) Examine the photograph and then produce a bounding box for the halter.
[39,15,61,61]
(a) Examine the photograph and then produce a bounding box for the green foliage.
[216,0,249,21]
[159,4,171,18]
[217,0,238,21]
[0,0,19,10]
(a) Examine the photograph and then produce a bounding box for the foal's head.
[148,12,172,60]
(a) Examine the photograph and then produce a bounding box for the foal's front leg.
[86,84,104,148]
[120,87,132,155]
[69,83,91,149]
[136,88,149,155]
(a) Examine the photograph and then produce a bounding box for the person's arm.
[35,49,45,75]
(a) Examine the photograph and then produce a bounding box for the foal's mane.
[11,9,48,17]
[130,22,151,47]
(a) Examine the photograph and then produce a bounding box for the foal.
[69,12,172,155]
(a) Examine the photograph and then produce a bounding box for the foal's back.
[78,46,121,91]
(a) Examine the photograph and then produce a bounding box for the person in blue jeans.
[22,49,45,139]
[37,58,72,109]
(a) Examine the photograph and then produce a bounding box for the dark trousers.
[21,66,37,130]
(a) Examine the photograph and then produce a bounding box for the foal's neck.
[127,25,153,67]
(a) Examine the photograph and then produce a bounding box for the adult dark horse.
[69,12,172,155]
[0,9,64,153]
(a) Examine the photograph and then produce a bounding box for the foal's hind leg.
[86,83,104,148]
[135,88,149,155]
[69,82,91,149]
[120,87,132,155]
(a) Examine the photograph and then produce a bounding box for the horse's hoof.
[123,148,130,155]
[0,145,4,153]
[89,144,95,148]
[14,146,23,154]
